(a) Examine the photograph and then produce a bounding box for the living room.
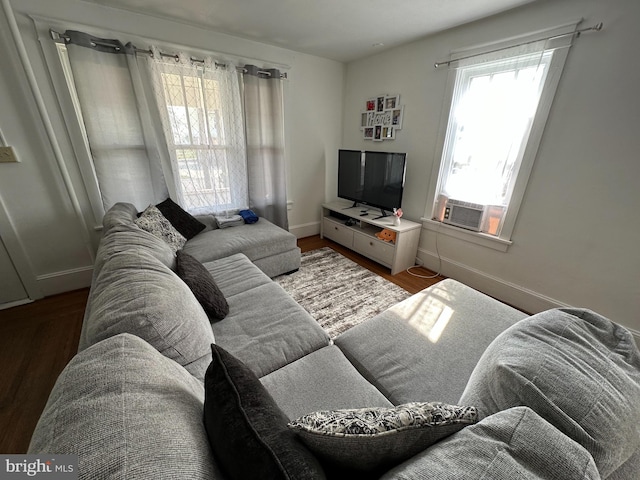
[0,0,639,477]
[0,0,638,344]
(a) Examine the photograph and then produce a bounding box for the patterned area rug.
[275,247,411,338]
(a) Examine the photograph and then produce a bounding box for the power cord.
[406,221,442,279]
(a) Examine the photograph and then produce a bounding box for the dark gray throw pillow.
[156,198,206,240]
[203,344,325,480]
[176,251,229,320]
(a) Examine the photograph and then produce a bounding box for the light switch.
[0,146,18,163]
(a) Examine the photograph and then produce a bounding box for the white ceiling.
[81,0,538,62]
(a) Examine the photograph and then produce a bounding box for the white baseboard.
[36,265,93,296]
[418,247,570,314]
[290,221,320,239]
[0,298,33,310]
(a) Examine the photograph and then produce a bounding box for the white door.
[0,235,28,306]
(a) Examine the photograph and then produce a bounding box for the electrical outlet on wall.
[0,146,19,163]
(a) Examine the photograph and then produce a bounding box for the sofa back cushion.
[78,247,214,381]
[98,203,176,273]
[459,308,640,478]
[94,223,177,274]
[29,334,221,479]
[102,202,139,232]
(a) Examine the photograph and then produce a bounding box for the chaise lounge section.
[183,213,301,279]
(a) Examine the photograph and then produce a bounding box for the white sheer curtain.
[147,50,248,215]
[60,31,288,223]
[434,40,554,235]
[63,31,170,212]
[242,65,288,229]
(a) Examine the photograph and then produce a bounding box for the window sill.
[421,219,512,252]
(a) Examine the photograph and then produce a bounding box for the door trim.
[0,191,42,300]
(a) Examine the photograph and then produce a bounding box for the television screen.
[337,150,364,204]
[337,149,406,213]
[361,151,406,211]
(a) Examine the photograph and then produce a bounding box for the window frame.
[424,23,577,251]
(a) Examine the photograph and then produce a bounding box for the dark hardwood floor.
[0,235,443,453]
[0,288,89,453]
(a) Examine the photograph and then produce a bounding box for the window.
[153,65,248,215]
[427,27,574,247]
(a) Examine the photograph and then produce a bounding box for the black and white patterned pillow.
[135,206,186,253]
[288,402,477,474]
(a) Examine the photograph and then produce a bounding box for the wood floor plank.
[0,288,88,453]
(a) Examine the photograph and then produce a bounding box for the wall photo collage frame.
[361,94,404,141]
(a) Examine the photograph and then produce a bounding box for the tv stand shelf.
[320,202,421,275]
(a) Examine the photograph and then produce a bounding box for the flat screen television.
[338,149,406,216]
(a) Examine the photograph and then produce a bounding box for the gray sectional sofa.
[28,203,640,479]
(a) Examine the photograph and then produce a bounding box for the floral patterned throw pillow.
[288,402,477,474]
[135,205,186,253]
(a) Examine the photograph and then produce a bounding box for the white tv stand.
[320,202,421,275]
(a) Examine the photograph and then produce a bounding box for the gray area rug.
[275,247,410,338]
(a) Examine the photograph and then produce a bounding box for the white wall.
[341,0,640,335]
[0,0,344,296]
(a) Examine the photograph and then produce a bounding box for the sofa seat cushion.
[203,253,273,298]
[28,334,221,479]
[335,279,527,405]
[261,345,393,421]
[78,247,214,381]
[459,308,640,478]
[211,280,330,377]
[381,406,600,480]
[182,217,297,265]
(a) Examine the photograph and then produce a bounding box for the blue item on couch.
[239,209,259,224]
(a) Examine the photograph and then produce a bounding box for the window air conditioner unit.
[443,199,487,232]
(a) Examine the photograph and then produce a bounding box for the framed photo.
[384,95,399,110]
[360,111,369,129]
[382,126,395,140]
[376,95,385,112]
[363,127,374,140]
[366,98,376,111]
[391,107,404,129]
[373,125,383,141]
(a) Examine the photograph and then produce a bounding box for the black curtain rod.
[49,29,287,78]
